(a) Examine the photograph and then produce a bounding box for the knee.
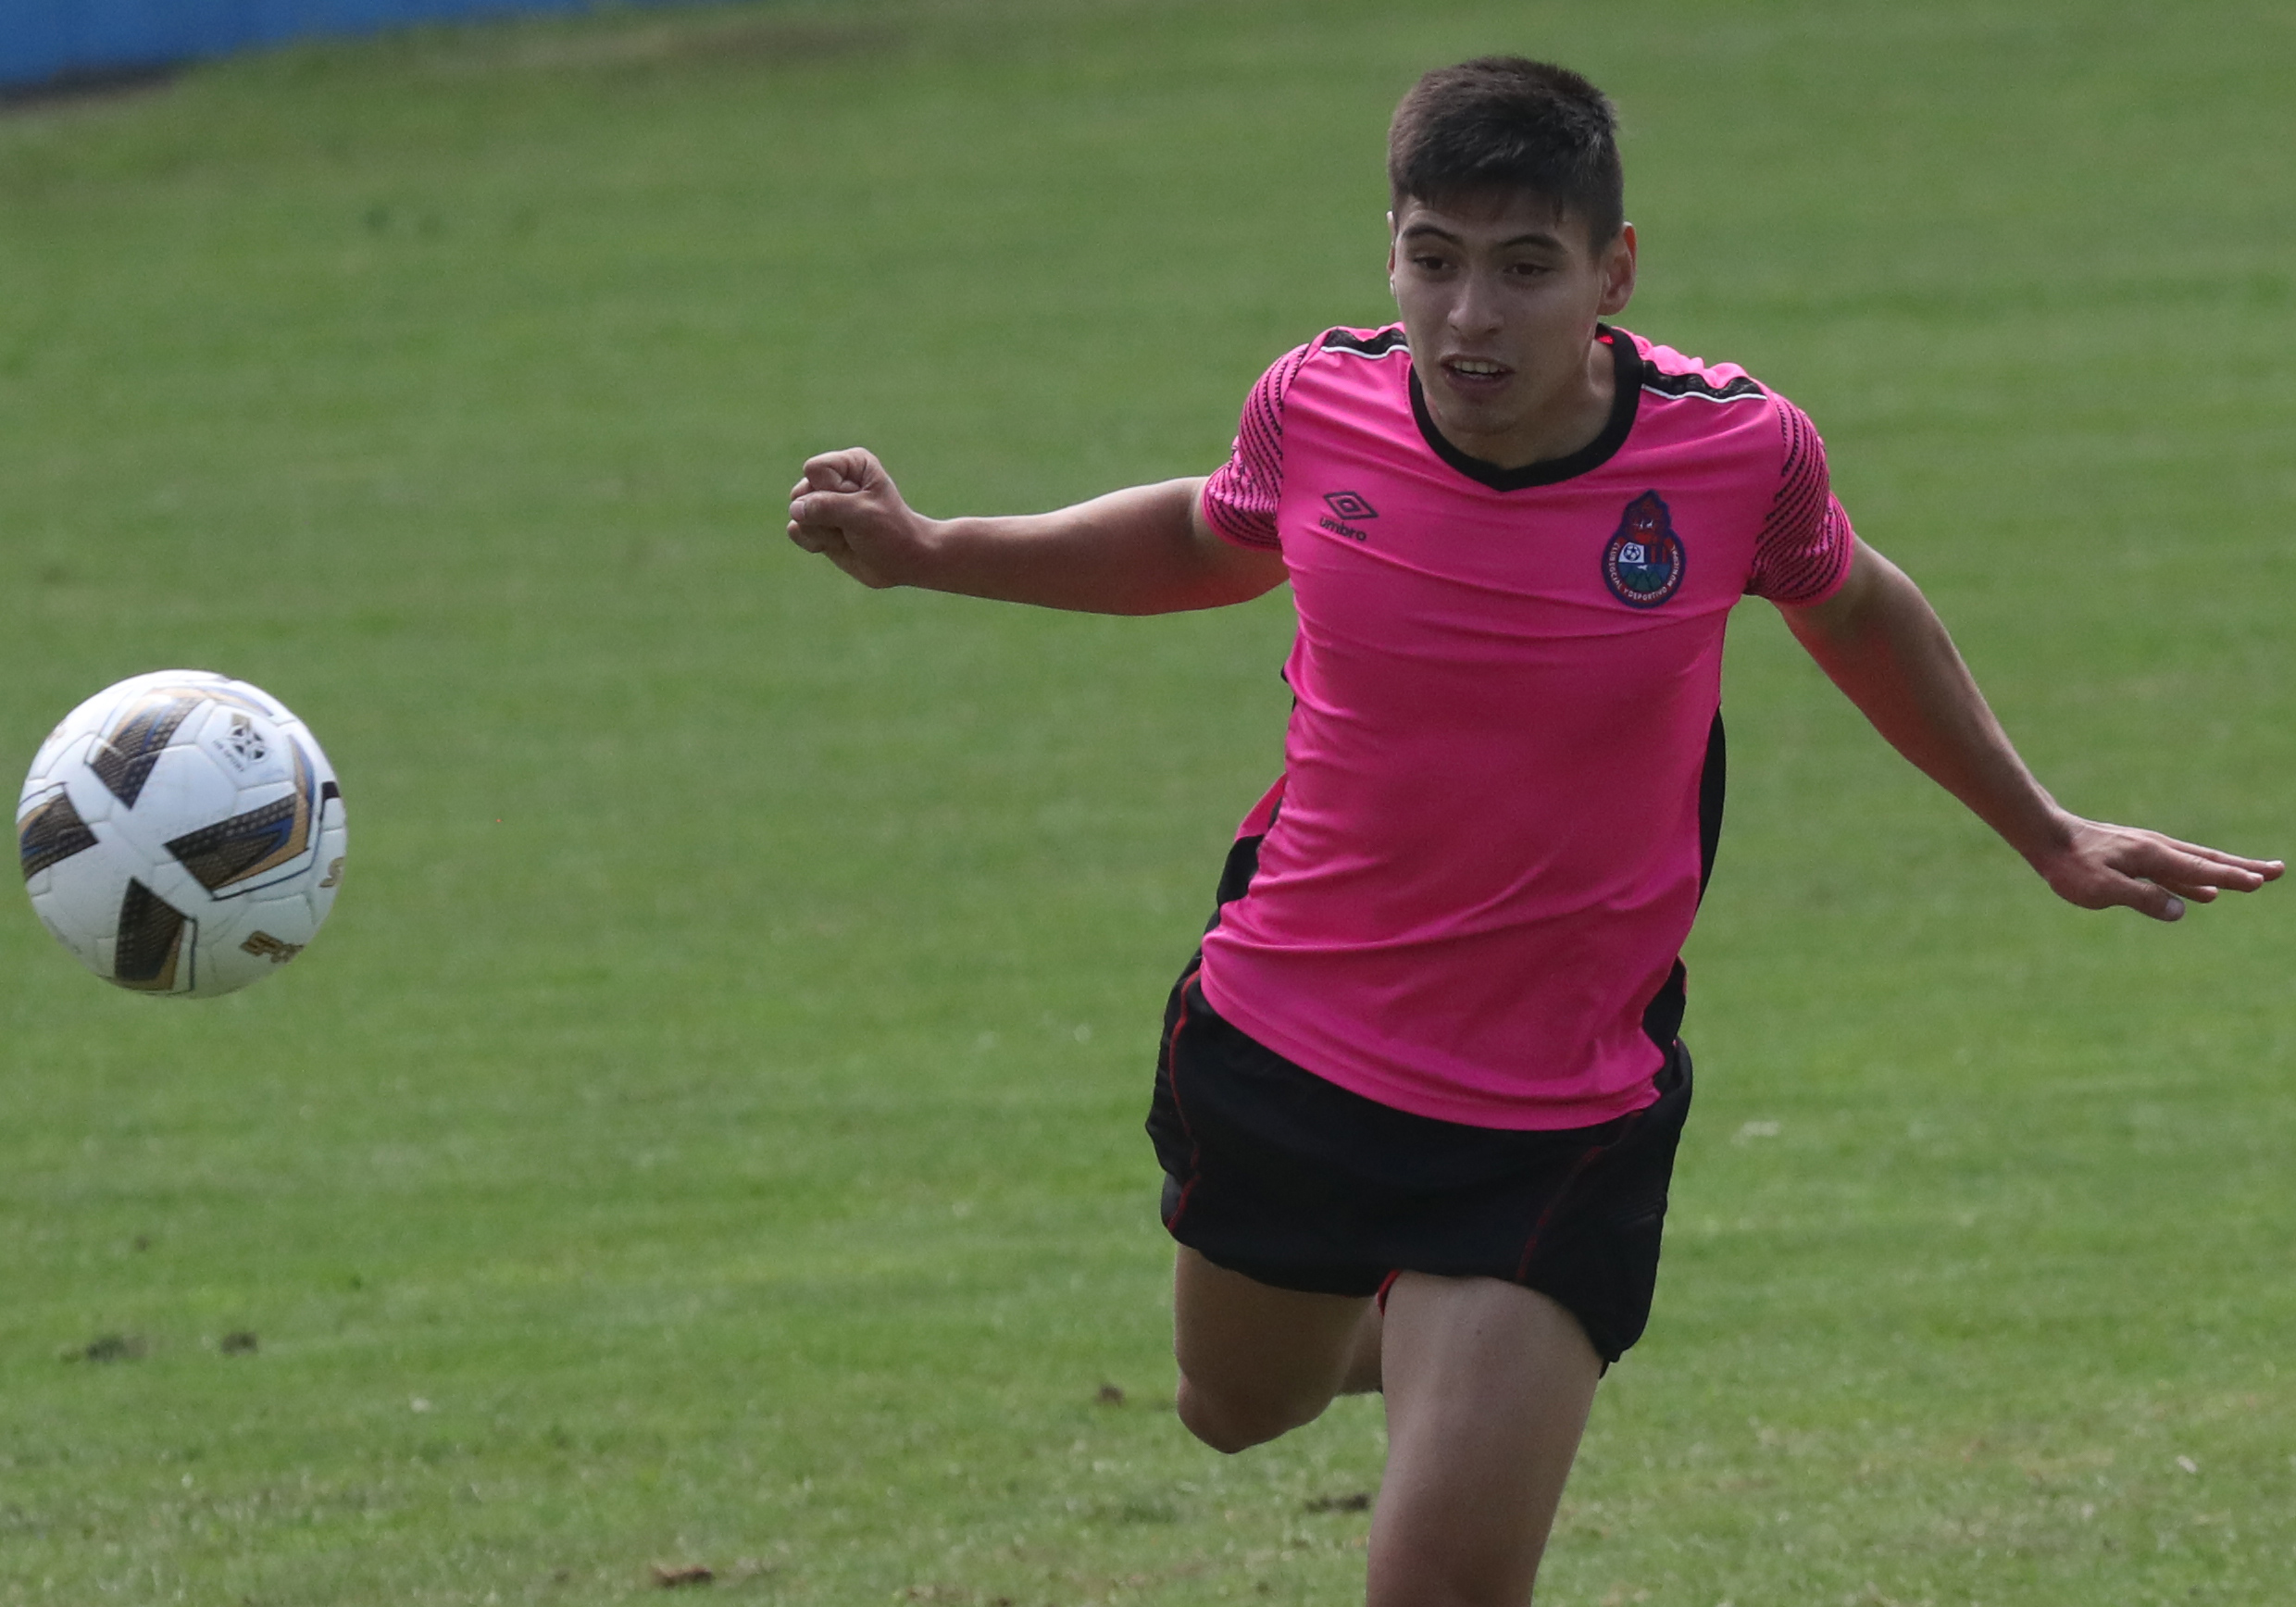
[1175,1373,1324,1454]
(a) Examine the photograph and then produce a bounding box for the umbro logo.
[1317,490,1378,542]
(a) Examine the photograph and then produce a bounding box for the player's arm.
[1777,539,2282,920]
[785,448,1287,616]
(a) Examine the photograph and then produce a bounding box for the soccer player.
[785,56,2279,1607]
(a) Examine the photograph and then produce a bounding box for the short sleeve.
[1201,343,1312,551]
[1745,398,1856,604]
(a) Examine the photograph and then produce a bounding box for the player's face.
[1388,192,1637,469]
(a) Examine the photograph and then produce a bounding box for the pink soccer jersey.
[1196,324,1854,1129]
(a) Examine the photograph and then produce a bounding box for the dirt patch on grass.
[63,1332,147,1364]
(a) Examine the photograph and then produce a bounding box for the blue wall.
[1,0,684,91]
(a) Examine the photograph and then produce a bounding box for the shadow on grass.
[0,62,181,116]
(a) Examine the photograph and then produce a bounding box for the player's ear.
[1597,221,1638,316]
[1384,211,1398,288]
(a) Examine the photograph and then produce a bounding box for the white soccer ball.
[16,670,347,999]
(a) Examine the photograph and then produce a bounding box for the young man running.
[785,57,2278,1607]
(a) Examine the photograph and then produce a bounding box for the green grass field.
[3,1,2291,1602]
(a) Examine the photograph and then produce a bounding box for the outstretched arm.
[785,448,1287,616]
[1778,539,2281,920]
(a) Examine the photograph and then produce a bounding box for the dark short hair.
[1387,56,1624,252]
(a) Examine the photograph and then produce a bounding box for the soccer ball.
[15,670,347,998]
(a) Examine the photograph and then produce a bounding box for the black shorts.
[1145,963,1691,1364]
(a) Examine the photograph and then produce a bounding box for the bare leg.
[1340,1297,1384,1395]
[1366,1275,1603,1607]
[1171,1247,1374,1453]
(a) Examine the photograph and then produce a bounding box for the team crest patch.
[1602,491,1686,608]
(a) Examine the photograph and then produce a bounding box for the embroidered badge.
[1602,491,1686,608]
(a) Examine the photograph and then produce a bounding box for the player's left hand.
[2028,816,2282,921]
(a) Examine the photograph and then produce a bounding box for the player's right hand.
[786,448,926,590]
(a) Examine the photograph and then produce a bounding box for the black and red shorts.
[1145,964,1691,1365]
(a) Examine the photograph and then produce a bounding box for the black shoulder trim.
[1641,367,1766,404]
[1320,327,1408,357]
[1410,325,1642,492]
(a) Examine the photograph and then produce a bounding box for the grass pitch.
[2,1,2292,1602]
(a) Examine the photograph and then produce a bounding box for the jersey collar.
[1407,325,1643,492]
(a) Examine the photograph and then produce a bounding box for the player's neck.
[1423,335,1616,472]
